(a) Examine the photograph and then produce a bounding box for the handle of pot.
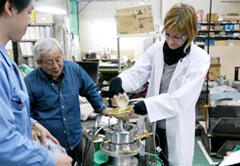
[134,130,152,141]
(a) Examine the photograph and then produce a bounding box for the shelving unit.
[198,0,240,160]
[16,23,54,68]
[195,21,240,43]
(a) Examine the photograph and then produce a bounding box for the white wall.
[210,45,240,81]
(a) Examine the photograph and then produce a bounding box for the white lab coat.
[119,40,210,166]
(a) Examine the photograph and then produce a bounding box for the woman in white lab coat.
[109,3,210,166]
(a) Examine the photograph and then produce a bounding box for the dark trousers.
[67,141,82,166]
[67,131,94,166]
[155,128,169,166]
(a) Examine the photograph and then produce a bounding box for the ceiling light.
[35,0,67,15]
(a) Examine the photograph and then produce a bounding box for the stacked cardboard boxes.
[115,4,154,34]
[209,57,221,80]
[206,13,218,22]
[222,13,240,22]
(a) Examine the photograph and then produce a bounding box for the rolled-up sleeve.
[78,66,106,113]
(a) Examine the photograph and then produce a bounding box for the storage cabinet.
[16,23,54,68]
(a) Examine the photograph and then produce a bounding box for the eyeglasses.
[42,57,63,66]
[164,32,187,43]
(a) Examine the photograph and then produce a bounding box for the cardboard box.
[222,15,240,22]
[116,4,154,34]
[234,24,240,30]
[116,4,152,19]
[138,17,154,33]
[209,64,221,80]
[228,40,240,46]
[227,13,239,16]
[215,40,228,46]
[206,13,218,22]
[211,57,220,65]
[116,13,139,34]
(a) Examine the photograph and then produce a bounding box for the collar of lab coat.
[153,40,192,95]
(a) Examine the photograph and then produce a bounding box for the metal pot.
[104,123,137,144]
[105,130,135,144]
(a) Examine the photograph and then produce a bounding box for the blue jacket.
[24,60,106,150]
[0,43,56,166]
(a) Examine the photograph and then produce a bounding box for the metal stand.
[108,156,138,166]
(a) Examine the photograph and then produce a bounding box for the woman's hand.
[109,77,124,97]
[133,100,147,115]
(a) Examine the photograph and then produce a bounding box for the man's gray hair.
[32,38,63,63]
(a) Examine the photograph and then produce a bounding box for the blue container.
[198,23,201,29]
[204,39,215,45]
[229,24,234,30]
[225,24,230,30]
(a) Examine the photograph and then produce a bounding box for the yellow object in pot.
[109,105,132,120]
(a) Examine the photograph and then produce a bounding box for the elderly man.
[24,38,110,165]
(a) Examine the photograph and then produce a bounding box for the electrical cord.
[155,134,169,166]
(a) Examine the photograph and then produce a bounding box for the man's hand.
[101,107,112,116]
[55,152,72,166]
[34,122,60,145]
